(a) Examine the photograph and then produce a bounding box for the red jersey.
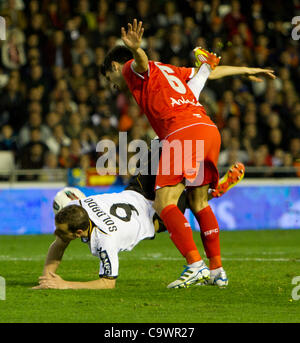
[122,59,215,139]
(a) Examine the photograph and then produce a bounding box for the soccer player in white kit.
[71,190,157,279]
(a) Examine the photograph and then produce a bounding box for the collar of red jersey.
[130,61,150,79]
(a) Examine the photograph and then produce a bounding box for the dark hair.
[100,45,133,76]
[55,205,90,233]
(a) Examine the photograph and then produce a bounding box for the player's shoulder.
[122,58,134,74]
[119,189,146,201]
[151,60,183,75]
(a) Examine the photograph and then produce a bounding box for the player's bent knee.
[153,195,178,215]
[188,194,209,213]
[153,186,183,215]
[152,200,161,214]
[190,199,209,213]
[153,198,171,215]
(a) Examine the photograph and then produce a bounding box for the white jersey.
[70,190,156,278]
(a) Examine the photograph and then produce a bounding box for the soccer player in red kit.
[102,19,275,288]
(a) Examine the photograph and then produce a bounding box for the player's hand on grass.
[245,68,276,82]
[121,18,144,51]
[32,272,69,289]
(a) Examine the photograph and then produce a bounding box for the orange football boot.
[211,162,245,198]
[193,46,221,70]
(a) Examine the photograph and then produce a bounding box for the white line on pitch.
[139,256,300,262]
[0,255,299,262]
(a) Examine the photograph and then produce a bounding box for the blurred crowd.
[0,0,300,180]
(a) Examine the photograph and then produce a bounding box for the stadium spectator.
[68,137,83,168]
[114,0,133,36]
[71,36,94,65]
[268,128,284,154]
[218,137,248,166]
[160,25,188,64]
[68,63,86,92]
[79,153,92,170]
[1,28,26,70]
[0,124,17,152]
[157,0,183,29]
[0,76,24,130]
[65,112,82,139]
[135,0,156,36]
[42,152,60,181]
[58,145,71,168]
[290,138,300,162]
[76,0,97,32]
[18,128,49,177]
[80,127,97,155]
[44,30,72,69]
[18,111,51,147]
[224,0,247,38]
[46,123,71,156]
[216,90,240,129]
[190,0,209,36]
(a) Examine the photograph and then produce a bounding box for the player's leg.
[187,185,228,287]
[187,47,221,100]
[154,189,187,233]
[155,160,245,232]
[153,183,210,289]
[187,185,221,268]
[153,183,202,264]
[187,63,211,100]
[184,122,228,286]
[153,127,218,288]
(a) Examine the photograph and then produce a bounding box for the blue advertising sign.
[0,184,299,235]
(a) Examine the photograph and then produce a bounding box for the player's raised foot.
[196,267,228,288]
[193,46,221,70]
[167,260,210,289]
[211,162,245,198]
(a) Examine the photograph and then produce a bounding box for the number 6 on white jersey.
[155,62,187,94]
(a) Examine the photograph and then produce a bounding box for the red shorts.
[155,123,221,190]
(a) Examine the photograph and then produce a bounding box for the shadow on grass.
[6,279,38,287]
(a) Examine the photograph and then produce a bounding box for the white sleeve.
[187,64,211,100]
[98,245,119,279]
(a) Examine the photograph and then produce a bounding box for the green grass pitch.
[0,230,300,323]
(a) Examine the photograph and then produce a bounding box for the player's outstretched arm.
[121,19,148,73]
[209,66,276,82]
[42,236,70,276]
[34,272,116,290]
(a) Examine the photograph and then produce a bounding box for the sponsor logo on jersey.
[170,96,203,108]
[98,248,112,276]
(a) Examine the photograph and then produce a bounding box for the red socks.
[195,206,222,270]
[159,204,222,269]
[160,205,201,265]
